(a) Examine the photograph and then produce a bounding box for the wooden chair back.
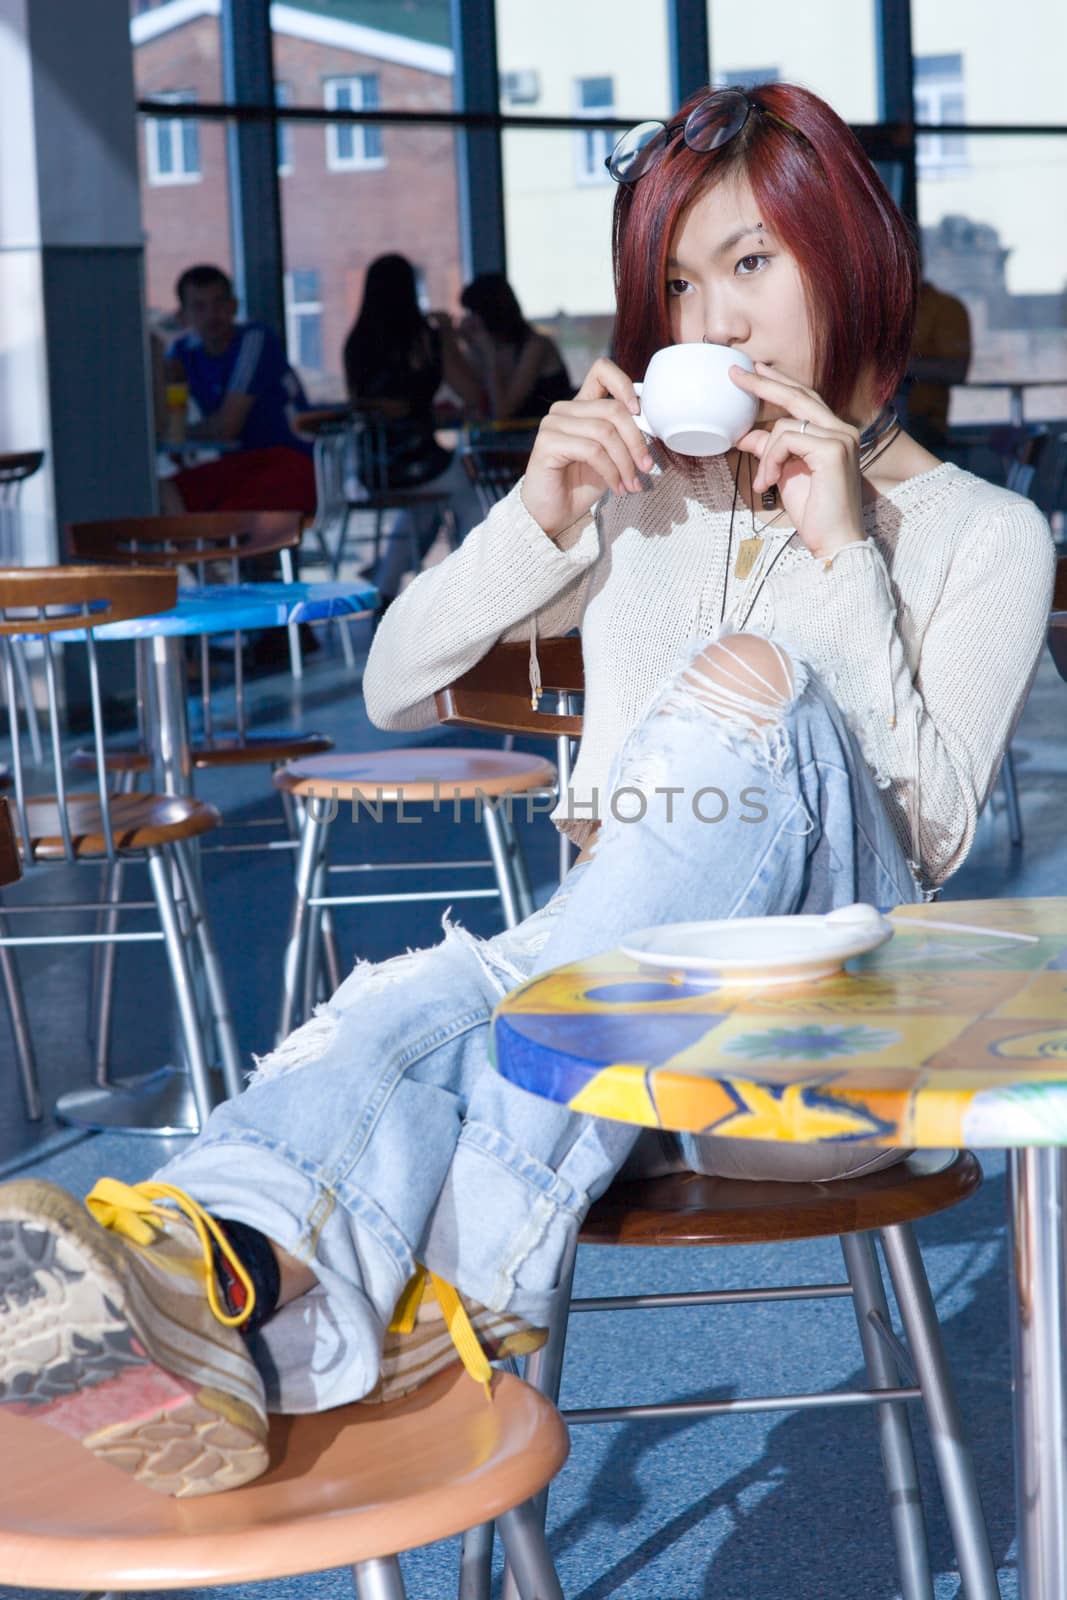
[1053,553,1067,613]
[65,511,302,569]
[1047,554,1067,683]
[0,566,176,866]
[436,637,583,739]
[0,797,21,888]
[0,451,45,491]
[461,447,531,518]
[0,452,45,563]
[67,512,305,744]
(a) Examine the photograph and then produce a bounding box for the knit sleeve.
[767,495,1054,885]
[362,481,600,732]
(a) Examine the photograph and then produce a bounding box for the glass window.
[917,135,1067,432]
[325,75,385,171]
[706,0,878,122]
[912,0,1067,127]
[915,54,967,178]
[718,67,781,90]
[278,124,461,401]
[496,0,672,121]
[138,113,235,412]
[275,81,293,174]
[271,1,454,110]
[144,92,201,187]
[285,269,324,378]
[130,2,223,102]
[574,76,615,185]
[502,129,617,393]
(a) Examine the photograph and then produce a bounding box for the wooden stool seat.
[0,450,44,484]
[274,747,557,804]
[0,1366,568,1591]
[72,731,335,776]
[22,792,219,859]
[193,731,334,769]
[581,1151,981,1247]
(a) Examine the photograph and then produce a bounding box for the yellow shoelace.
[85,1177,257,1331]
[85,1179,493,1395]
[390,1264,494,1399]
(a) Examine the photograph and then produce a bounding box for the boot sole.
[0,1179,268,1497]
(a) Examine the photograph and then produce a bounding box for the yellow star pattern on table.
[491,898,1067,1149]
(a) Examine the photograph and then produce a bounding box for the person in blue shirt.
[162,264,316,517]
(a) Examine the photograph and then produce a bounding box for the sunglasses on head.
[605,88,797,185]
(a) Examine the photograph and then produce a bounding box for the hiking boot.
[0,1177,269,1498]
[366,1264,547,1405]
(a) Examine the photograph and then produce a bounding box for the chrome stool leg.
[90,857,125,1087]
[89,772,138,1083]
[278,804,330,1039]
[500,1246,578,1600]
[1001,746,1023,848]
[0,904,41,1120]
[310,852,343,1001]
[458,1520,494,1600]
[841,1232,933,1600]
[172,841,244,1100]
[147,847,215,1126]
[880,1222,999,1600]
[352,1555,406,1600]
[482,801,521,929]
[498,805,535,922]
[497,1502,564,1600]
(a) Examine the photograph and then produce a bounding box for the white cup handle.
[631,380,653,437]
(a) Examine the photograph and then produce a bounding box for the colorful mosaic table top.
[50,580,377,642]
[491,898,1067,1149]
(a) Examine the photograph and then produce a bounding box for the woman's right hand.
[520,357,654,540]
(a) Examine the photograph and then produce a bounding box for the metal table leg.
[1008,1147,1067,1597]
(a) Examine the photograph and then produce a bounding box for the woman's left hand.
[731,362,867,562]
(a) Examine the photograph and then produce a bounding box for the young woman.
[342,253,482,603]
[457,271,575,421]
[0,84,1053,1499]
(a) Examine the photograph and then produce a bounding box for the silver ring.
[799,419,809,436]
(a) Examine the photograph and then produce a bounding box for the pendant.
[734,538,761,580]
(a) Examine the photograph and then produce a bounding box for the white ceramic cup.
[633,343,757,456]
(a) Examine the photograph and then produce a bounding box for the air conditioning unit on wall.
[500,69,540,106]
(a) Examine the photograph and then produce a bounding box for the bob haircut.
[612,82,919,418]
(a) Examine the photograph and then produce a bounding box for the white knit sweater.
[363,451,1055,888]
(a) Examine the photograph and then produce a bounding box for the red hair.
[612,82,919,418]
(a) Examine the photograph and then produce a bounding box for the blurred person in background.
[458,271,575,423]
[343,252,483,608]
[904,277,972,455]
[162,264,316,518]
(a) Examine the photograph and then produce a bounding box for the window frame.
[323,75,387,173]
[572,75,616,188]
[275,80,293,176]
[915,55,968,178]
[284,268,325,375]
[144,90,202,187]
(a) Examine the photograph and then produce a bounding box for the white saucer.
[618,903,894,986]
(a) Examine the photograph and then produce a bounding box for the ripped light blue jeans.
[159,641,921,1412]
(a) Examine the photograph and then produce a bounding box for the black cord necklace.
[719,451,795,631]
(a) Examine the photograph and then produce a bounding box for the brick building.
[131,0,461,397]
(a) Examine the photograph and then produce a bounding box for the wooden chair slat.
[436,637,584,738]
[66,511,303,565]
